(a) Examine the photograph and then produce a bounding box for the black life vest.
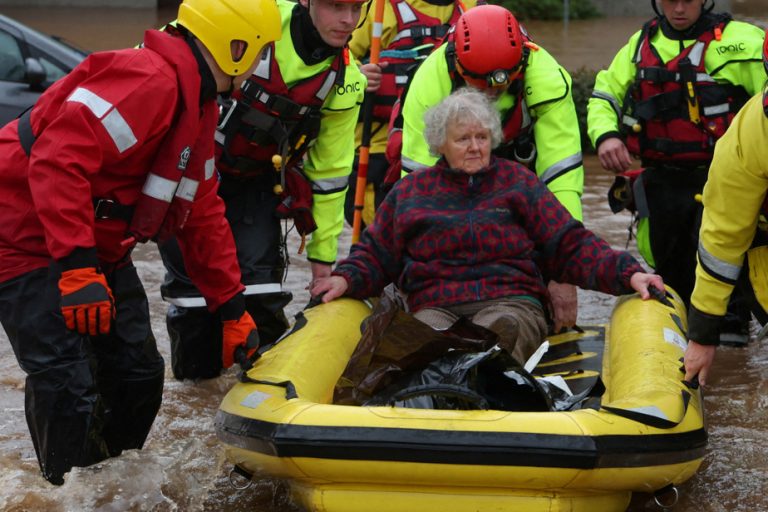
[622,15,750,165]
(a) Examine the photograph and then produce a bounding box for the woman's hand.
[548,281,577,332]
[310,276,349,303]
[629,272,665,299]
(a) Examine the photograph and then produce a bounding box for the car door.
[0,22,38,123]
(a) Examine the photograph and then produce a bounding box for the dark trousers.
[159,173,291,380]
[644,165,751,331]
[0,263,164,485]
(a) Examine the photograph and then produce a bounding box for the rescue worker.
[587,0,765,344]
[684,33,768,386]
[343,0,475,226]
[0,0,280,485]
[159,0,367,379]
[396,4,585,333]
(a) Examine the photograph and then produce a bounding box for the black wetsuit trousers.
[0,263,164,485]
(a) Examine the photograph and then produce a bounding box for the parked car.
[0,14,87,125]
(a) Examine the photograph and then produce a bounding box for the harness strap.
[17,108,35,157]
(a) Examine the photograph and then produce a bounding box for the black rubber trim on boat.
[214,410,707,469]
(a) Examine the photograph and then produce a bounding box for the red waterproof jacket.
[0,30,243,311]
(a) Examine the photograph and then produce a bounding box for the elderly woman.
[312,88,663,364]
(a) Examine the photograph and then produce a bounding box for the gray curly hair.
[423,87,503,157]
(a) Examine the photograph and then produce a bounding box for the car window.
[0,30,25,82]
[27,48,68,83]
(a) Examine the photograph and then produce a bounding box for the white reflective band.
[162,283,283,308]
[175,177,199,201]
[689,41,705,66]
[254,46,271,80]
[204,158,215,180]
[101,108,137,153]
[312,175,349,193]
[696,73,716,83]
[703,103,730,116]
[67,87,111,117]
[699,242,741,281]
[592,90,622,118]
[317,71,337,100]
[215,131,226,145]
[67,87,137,153]
[395,75,409,85]
[397,2,417,23]
[142,173,178,203]
[372,22,383,38]
[164,296,207,308]
[245,283,283,295]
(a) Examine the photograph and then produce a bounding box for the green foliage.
[569,66,598,153]
[496,0,600,20]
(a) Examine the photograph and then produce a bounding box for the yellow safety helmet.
[177,0,281,76]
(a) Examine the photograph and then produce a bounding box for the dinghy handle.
[228,465,253,490]
[653,484,679,509]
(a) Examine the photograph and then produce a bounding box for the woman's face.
[438,120,492,174]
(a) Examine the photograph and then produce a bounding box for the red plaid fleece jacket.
[333,156,644,311]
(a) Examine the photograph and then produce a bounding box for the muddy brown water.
[1,4,767,511]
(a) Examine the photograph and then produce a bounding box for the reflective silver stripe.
[164,296,207,308]
[591,90,622,119]
[163,283,283,308]
[397,2,417,23]
[520,101,532,130]
[539,153,583,184]
[696,73,716,83]
[312,175,349,193]
[142,173,177,203]
[688,41,705,66]
[395,75,409,85]
[622,114,639,127]
[175,177,199,201]
[101,109,137,153]
[67,87,111,117]
[317,70,337,100]
[215,131,226,145]
[204,158,215,180]
[703,103,730,116]
[699,242,741,281]
[244,283,282,295]
[372,21,383,39]
[67,87,137,153]
[401,155,427,173]
[254,46,271,80]
[633,39,645,63]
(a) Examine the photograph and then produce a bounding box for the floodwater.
[1,3,767,512]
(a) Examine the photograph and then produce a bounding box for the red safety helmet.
[453,5,526,90]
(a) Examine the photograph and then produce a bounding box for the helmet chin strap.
[220,76,236,99]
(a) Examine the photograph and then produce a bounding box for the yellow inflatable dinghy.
[215,290,705,512]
